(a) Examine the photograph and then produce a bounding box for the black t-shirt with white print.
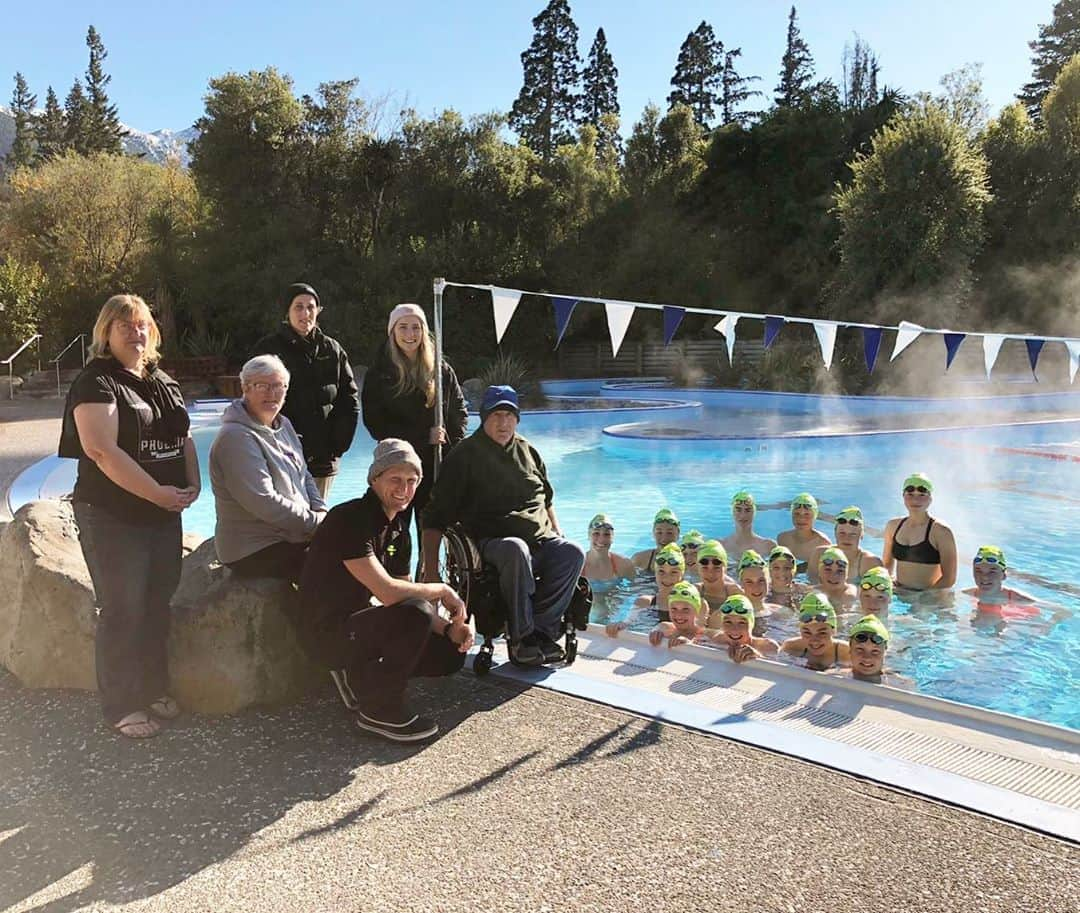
[61,357,190,525]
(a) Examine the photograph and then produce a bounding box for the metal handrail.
[50,333,87,397]
[2,333,42,400]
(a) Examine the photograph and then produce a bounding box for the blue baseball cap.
[480,385,520,422]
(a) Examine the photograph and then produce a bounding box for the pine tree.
[842,35,880,110]
[1019,0,1080,120]
[509,0,582,161]
[63,80,90,154]
[581,28,621,156]
[720,48,761,125]
[5,72,38,170]
[775,5,815,107]
[667,21,723,127]
[34,87,66,162]
[83,25,124,153]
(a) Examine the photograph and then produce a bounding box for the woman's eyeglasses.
[800,611,831,624]
[698,558,724,567]
[852,631,886,645]
[249,382,288,394]
[904,485,930,494]
[860,581,890,591]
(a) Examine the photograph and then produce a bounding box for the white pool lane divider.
[471,626,1080,844]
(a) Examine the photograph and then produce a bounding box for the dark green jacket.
[422,428,554,546]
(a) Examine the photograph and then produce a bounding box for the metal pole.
[56,359,61,398]
[80,334,85,366]
[433,277,446,480]
[7,363,11,400]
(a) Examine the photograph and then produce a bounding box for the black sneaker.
[534,630,566,663]
[354,705,439,742]
[508,635,544,665]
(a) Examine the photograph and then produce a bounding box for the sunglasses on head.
[904,485,930,494]
[836,517,861,526]
[800,611,832,624]
[821,557,848,568]
[699,558,724,567]
[720,603,751,616]
[590,523,614,531]
[853,631,886,645]
[973,555,1003,566]
[860,581,890,591]
[655,556,683,567]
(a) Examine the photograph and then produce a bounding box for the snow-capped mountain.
[0,105,199,167]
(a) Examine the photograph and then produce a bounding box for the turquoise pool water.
[175,386,1080,729]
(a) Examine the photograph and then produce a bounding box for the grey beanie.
[368,438,423,484]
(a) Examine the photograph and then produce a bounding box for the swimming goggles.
[821,557,848,568]
[852,631,886,645]
[800,611,832,623]
[699,558,724,567]
[680,543,700,550]
[836,517,861,526]
[589,521,614,531]
[972,555,1003,565]
[860,581,890,591]
[720,603,751,615]
[655,556,683,567]
[903,485,930,494]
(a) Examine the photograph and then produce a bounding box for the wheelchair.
[440,524,592,676]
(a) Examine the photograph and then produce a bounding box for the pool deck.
[1,397,1077,912]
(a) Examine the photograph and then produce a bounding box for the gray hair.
[240,354,290,386]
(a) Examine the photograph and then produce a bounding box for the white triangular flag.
[604,302,635,358]
[813,321,838,370]
[891,320,923,361]
[982,334,1006,379]
[491,287,522,344]
[1067,340,1080,384]
[713,314,740,364]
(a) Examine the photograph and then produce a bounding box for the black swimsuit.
[892,517,941,565]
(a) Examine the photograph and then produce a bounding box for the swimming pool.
[14,382,1080,729]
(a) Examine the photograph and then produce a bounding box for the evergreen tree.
[63,80,90,154]
[581,27,621,156]
[34,87,66,162]
[83,25,124,153]
[509,0,582,161]
[720,48,761,125]
[667,21,723,127]
[842,35,880,110]
[5,72,37,170]
[775,5,815,107]
[1019,0,1080,121]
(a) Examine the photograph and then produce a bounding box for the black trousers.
[341,598,465,714]
[228,540,310,586]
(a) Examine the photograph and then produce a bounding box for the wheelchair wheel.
[564,632,578,666]
[473,645,494,677]
[441,526,474,610]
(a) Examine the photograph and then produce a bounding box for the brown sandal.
[113,711,161,740]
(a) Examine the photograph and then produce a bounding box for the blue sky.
[2,1,1045,132]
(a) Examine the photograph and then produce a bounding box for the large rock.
[0,500,323,715]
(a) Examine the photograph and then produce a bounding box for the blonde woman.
[362,303,468,543]
[59,294,200,739]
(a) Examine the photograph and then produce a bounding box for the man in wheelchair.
[422,385,586,666]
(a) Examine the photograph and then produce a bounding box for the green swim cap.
[848,614,891,645]
[819,546,848,568]
[799,592,837,628]
[698,539,728,563]
[718,594,755,629]
[836,506,863,523]
[655,542,685,569]
[791,492,819,518]
[738,549,767,573]
[859,566,894,594]
[680,529,706,547]
[589,513,614,530]
[903,472,934,493]
[668,581,703,613]
[974,545,1006,569]
[654,507,680,526]
[731,490,757,514]
[768,545,796,565]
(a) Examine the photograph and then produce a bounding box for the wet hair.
[89,294,162,367]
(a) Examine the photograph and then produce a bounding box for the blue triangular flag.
[944,333,966,370]
[662,306,685,345]
[552,297,578,348]
[1025,338,1045,376]
[862,327,884,373]
[764,316,784,350]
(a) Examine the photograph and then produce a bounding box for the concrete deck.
[1,399,1077,913]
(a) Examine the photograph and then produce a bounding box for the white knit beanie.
[387,303,429,336]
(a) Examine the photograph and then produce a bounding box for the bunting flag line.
[982,334,1006,379]
[1066,340,1080,384]
[813,321,838,370]
[713,314,740,364]
[764,316,784,350]
[662,306,685,346]
[552,297,578,348]
[604,302,635,358]
[1026,339,1045,376]
[891,321,923,361]
[862,327,884,373]
[490,287,522,345]
[944,333,966,370]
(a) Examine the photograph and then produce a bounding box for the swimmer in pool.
[680,529,706,581]
[648,581,707,648]
[632,508,681,574]
[721,490,777,559]
[703,594,780,662]
[583,513,636,583]
[961,546,1037,611]
[606,543,685,636]
[729,549,785,636]
[809,506,883,583]
[814,547,859,610]
[777,493,831,569]
[881,473,957,591]
[841,615,907,685]
[696,539,743,607]
[766,545,811,609]
[857,566,893,617]
[780,593,850,671]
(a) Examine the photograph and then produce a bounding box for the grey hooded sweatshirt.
[209,400,327,564]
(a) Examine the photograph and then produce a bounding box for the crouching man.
[422,385,585,666]
[297,439,473,742]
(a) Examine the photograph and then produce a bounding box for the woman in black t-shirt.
[61,294,201,739]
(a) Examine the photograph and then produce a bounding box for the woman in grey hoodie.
[210,355,327,583]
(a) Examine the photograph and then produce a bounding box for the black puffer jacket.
[361,340,468,471]
[251,324,359,477]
